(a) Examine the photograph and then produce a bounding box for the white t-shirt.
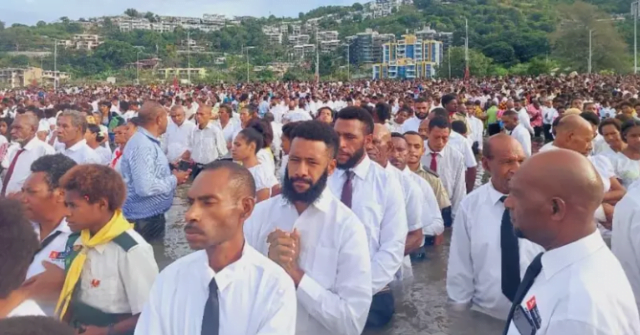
[610,153,640,189]
[257,149,276,178]
[248,164,279,192]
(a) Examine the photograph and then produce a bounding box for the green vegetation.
[0,0,634,82]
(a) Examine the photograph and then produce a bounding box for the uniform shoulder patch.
[112,232,139,252]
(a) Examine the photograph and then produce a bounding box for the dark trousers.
[488,123,501,136]
[365,289,395,328]
[543,124,553,142]
[534,126,543,138]
[131,213,166,242]
[442,206,453,228]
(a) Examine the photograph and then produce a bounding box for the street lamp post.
[343,43,350,81]
[136,50,143,85]
[588,29,593,74]
[633,1,639,73]
[463,17,469,77]
[243,46,255,83]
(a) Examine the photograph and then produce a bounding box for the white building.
[288,34,310,46]
[293,44,316,58]
[320,40,341,53]
[317,31,339,42]
[267,33,283,45]
[56,34,103,51]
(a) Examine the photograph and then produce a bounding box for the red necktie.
[111,148,123,169]
[430,152,438,172]
[1,148,26,196]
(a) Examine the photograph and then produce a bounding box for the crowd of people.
[2,73,640,334]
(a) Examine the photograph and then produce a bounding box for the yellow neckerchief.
[55,210,133,319]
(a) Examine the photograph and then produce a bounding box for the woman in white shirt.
[85,124,112,165]
[247,119,276,178]
[232,127,279,203]
[598,118,625,162]
[612,119,640,188]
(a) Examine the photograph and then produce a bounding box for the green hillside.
[0,0,634,82]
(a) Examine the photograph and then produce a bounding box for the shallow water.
[152,184,505,335]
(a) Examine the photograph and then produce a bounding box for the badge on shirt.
[91,279,101,288]
[49,251,68,260]
[513,305,537,335]
[526,296,542,329]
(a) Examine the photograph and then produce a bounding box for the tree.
[125,8,140,18]
[437,47,493,78]
[551,1,630,73]
[36,21,46,27]
[0,21,4,30]
[93,40,138,69]
[352,2,364,11]
[482,42,516,66]
[59,17,69,24]
[144,12,157,23]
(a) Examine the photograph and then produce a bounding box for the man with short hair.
[183,105,228,177]
[121,101,191,241]
[503,150,640,334]
[56,110,101,164]
[401,98,430,133]
[0,198,42,318]
[163,105,196,163]
[447,134,542,320]
[329,107,407,328]
[1,113,54,196]
[503,110,532,157]
[136,161,297,335]
[245,121,372,334]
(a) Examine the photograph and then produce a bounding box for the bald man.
[367,124,423,281]
[1,113,54,196]
[121,101,191,241]
[447,134,543,321]
[503,150,640,335]
[539,114,626,239]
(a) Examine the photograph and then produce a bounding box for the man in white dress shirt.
[330,107,407,328]
[421,116,466,223]
[183,105,228,177]
[244,121,372,335]
[1,113,54,196]
[20,154,76,316]
[163,105,195,163]
[503,110,532,157]
[0,198,44,318]
[136,161,296,335]
[612,179,640,314]
[448,134,543,321]
[368,125,424,281]
[503,150,640,335]
[55,110,101,164]
[401,97,430,133]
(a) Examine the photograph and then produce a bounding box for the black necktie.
[340,170,354,208]
[201,278,220,335]
[502,252,544,335]
[500,195,520,302]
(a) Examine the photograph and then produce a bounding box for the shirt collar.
[138,127,161,145]
[541,230,605,280]
[200,244,249,292]
[66,139,87,152]
[351,155,371,180]
[278,188,333,213]
[487,182,507,206]
[23,137,40,151]
[423,141,444,156]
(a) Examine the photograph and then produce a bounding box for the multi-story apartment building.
[347,29,396,65]
[320,40,340,53]
[156,68,207,80]
[56,34,103,51]
[414,26,453,54]
[267,33,283,45]
[317,31,339,42]
[0,67,69,88]
[288,34,310,46]
[293,44,316,59]
[373,34,443,79]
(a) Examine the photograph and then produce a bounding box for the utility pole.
[187,30,191,84]
[634,1,638,73]
[464,17,469,77]
[589,29,593,74]
[54,40,58,92]
[243,46,254,83]
[315,26,320,84]
[448,47,451,79]
[136,50,142,85]
[347,44,350,81]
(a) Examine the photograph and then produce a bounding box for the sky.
[0,0,357,26]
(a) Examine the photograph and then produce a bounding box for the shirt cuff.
[297,273,323,307]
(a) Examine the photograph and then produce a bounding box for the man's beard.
[337,146,366,170]
[416,112,428,120]
[282,167,329,205]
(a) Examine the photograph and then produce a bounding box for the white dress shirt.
[7,300,46,318]
[135,245,297,335]
[94,145,112,165]
[592,134,608,155]
[421,142,466,216]
[58,139,102,164]
[447,182,544,320]
[517,107,534,134]
[612,181,640,313]
[610,153,640,189]
[542,107,558,125]
[282,109,312,124]
[244,189,372,335]
[248,164,279,191]
[163,120,196,162]
[1,137,54,194]
[403,166,444,237]
[189,122,228,164]
[215,119,240,159]
[279,155,288,184]
[468,116,484,150]
[384,163,423,281]
[328,155,408,294]
[509,124,532,157]
[257,148,276,178]
[506,231,640,335]
[401,117,422,133]
[449,131,477,168]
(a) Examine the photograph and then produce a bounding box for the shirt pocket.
[312,246,339,290]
